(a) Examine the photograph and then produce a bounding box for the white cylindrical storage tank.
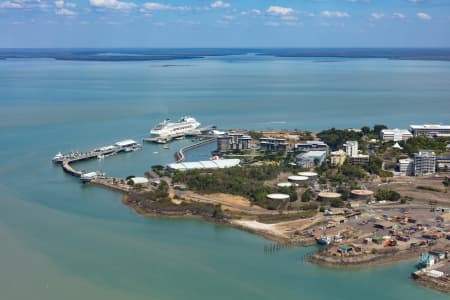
[351,189,374,200]
[318,192,342,201]
[297,171,318,179]
[288,175,309,186]
[277,182,296,188]
[267,193,290,201]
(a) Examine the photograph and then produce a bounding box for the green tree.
[330,199,345,208]
[301,188,316,202]
[361,126,371,136]
[373,124,388,136]
[375,189,401,201]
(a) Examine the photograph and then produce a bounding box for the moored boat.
[150,116,200,140]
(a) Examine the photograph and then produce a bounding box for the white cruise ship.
[150,116,200,139]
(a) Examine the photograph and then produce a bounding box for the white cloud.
[0,0,51,9]
[54,0,63,8]
[141,2,189,11]
[90,0,136,10]
[266,6,293,16]
[0,1,23,8]
[55,7,76,15]
[65,2,75,7]
[321,10,350,18]
[142,2,168,10]
[241,8,261,15]
[370,13,384,20]
[392,12,406,19]
[210,1,229,9]
[417,12,431,20]
[408,0,426,3]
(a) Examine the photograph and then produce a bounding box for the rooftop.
[266,193,290,200]
[410,124,450,130]
[115,139,138,147]
[168,159,240,171]
[318,192,342,198]
[297,150,327,159]
[351,189,374,196]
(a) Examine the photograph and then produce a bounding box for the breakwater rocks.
[412,272,450,294]
[307,248,423,269]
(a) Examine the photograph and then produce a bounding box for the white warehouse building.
[167,159,240,171]
[381,129,413,142]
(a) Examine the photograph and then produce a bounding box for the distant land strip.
[1,48,450,61]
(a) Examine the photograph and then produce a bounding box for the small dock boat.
[52,152,64,163]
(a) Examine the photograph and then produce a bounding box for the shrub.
[301,188,316,202]
[375,189,401,201]
[330,199,345,208]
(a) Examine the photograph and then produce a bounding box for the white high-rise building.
[344,141,359,157]
[413,150,436,176]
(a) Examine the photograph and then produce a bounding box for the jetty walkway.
[56,151,104,176]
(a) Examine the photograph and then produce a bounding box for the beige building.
[330,149,347,166]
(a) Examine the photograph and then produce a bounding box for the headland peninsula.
[52,122,450,294]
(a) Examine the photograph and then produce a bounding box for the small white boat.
[52,152,64,163]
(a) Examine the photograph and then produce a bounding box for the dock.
[53,139,142,179]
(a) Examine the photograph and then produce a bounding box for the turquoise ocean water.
[0,55,449,299]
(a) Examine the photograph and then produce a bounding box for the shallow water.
[0,55,449,299]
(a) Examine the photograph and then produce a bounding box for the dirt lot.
[377,177,450,205]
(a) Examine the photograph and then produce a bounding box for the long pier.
[174,137,217,163]
[53,140,142,179]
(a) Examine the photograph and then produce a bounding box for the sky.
[1,0,450,48]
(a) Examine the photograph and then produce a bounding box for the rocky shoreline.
[413,274,450,294]
[122,194,315,245]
